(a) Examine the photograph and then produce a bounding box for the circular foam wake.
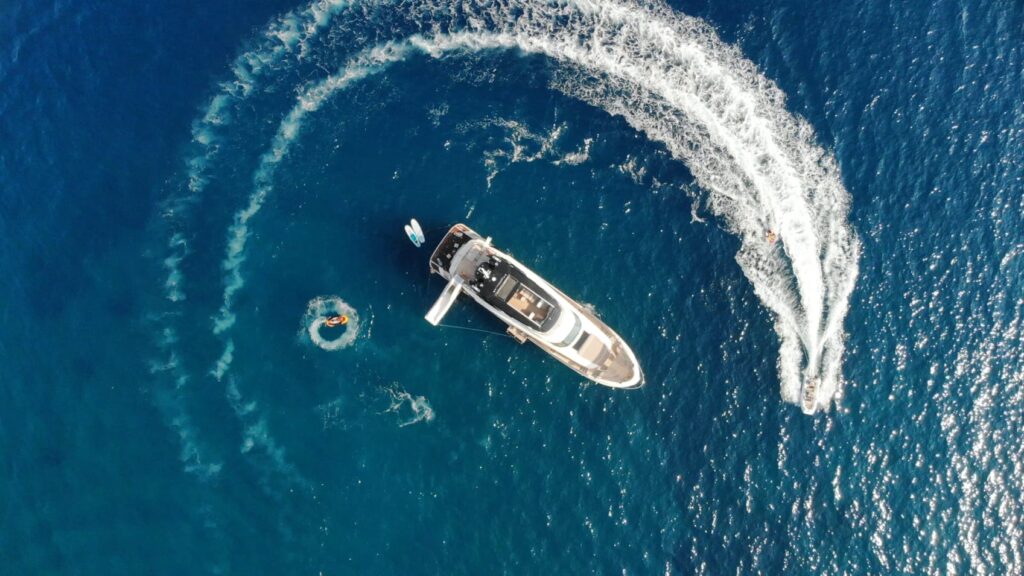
[301,296,361,351]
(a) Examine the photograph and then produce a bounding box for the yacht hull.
[426,224,643,389]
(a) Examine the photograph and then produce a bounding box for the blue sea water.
[2,0,1022,573]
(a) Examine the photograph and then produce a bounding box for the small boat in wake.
[424,224,643,389]
[801,377,820,415]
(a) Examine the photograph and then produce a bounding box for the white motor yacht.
[425,224,643,389]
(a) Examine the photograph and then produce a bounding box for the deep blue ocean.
[2,0,1022,573]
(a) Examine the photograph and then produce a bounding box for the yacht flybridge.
[425,224,643,389]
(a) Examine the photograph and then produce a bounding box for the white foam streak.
[466,118,588,185]
[148,325,224,481]
[211,340,234,381]
[382,385,436,427]
[163,233,187,302]
[225,377,309,490]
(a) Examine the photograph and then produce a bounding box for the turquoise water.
[2,0,1022,573]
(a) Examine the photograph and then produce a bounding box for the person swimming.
[766,229,777,244]
[325,315,349,328]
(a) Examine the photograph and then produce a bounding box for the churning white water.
[300,296,361,351]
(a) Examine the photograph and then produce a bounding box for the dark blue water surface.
[2,0,1022,574]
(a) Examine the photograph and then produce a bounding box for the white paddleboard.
[404,224,421,247]
[410,219,425,244]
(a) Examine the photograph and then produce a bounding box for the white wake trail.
[207,0,860,412]
[161,0,355,305]
[149,0,358,484]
